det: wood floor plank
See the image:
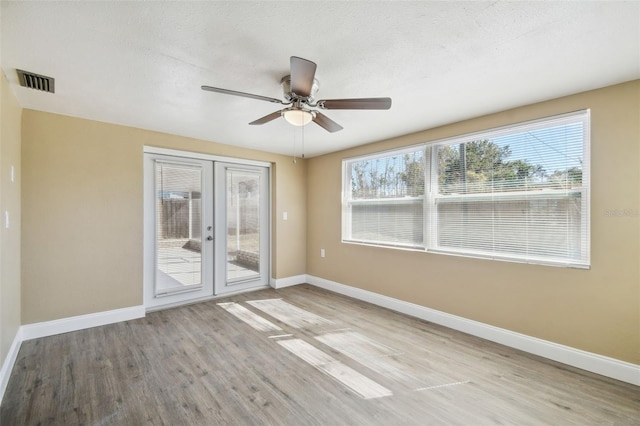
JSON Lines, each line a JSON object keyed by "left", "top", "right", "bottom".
{"left": 277, "top": 338, "right": 393, "bottom": 399}
{"left": 246, "top": 298, "right": 335, "bottom": 329}
{"left": 217, "top": 302, "right": 283, "bottom": 332}
{"left": 2, "top": 284, "right": 639, "bottom": 425}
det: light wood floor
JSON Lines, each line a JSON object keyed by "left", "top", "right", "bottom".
{"left": 2, "top": 285, "right": 639, "bottom": 425}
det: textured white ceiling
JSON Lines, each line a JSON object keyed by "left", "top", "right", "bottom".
{"left": 2, "top": 1, "right": 639, "bottom": 157}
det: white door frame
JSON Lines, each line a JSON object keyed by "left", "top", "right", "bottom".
{"left": 143, "top": 147, "right": 271, "bottom": 310}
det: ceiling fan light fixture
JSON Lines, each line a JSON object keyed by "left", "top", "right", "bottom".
{"left": 283, "top": 108, "right": 313, "bottom": 126}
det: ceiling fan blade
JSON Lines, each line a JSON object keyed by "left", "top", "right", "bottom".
{"left": 313, "top": 112, "right": 343, "bottom": 133}
{"left": 249, "top": 110, "right": 282, "bottom": 125}
{"left": 201, "top": 86, "right": 284, "bottom": 104}
{"left": 318, "top": 97, "right": 392, "bottom": 110}
{"left": 290, "top": 56, "right": 317, "bottom": 97}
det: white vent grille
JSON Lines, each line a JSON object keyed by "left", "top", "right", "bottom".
{"left": 17, "top": 69, "right": 55, "bottom": 93}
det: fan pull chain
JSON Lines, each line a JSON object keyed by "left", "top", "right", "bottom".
{"left": 292, "top": 124, "right": 306, "bottom": 163}
{"left": 292, "top": 125, "right": 297, "bottom": 164}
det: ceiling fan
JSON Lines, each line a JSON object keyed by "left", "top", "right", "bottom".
{"left": 201, "top": 56, "right": 392, "bottom": 133}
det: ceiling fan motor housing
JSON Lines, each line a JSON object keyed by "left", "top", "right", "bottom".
{"left": 280, "top": 75, "right": 319, "bottom": 103}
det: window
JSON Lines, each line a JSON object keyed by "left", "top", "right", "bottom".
{"left": 342, "top": 110, "right": 590, "bottom": 268}
{"left": 343, "top": 147, "right": 425, "bottom": 248}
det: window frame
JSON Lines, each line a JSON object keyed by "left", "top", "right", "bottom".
{"left": 342, "top": 110, "right": 591, "bottom": 268}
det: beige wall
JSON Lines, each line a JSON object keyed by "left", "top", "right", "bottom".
{"left": 21, "top": 110, "right": 306, "bottom": 323}
{"left": 0, "top": 71, "right": 22, "bottom": 361}
{"left": 307, "top": 81, "right": 640, "bottom": 364}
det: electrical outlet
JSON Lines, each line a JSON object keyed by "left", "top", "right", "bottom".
{"left": 320, "top": 249, "right": 325, "bottom": 258}
{"left": 283, "top": 211, "right": 288, "bottom": 220}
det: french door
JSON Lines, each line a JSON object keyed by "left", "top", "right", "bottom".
{"left": 214, "top": 162, "right": 270, "bottom": 294}
{"left": 144, "top": 152, "right": 270, "bottom": 309}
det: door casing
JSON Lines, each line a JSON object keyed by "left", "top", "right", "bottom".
{"left": 143, "top": 147, "right": 271, "bottom": 310}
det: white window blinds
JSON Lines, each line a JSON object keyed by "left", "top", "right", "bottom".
{"left": 343, "top": 147, "right": 425, "bottom": 248}
{"left": 432, "top": 112, "right": 589, "bottom": 267}
{"left": 342, "top": 110, "right": 590, "bottom": 268}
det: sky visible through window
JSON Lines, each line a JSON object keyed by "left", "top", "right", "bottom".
{"left": 349, "top": 121, "right": 584, "bottom": 199}
{"left": 490, "top": 122, "right": 584, "bottom": 180}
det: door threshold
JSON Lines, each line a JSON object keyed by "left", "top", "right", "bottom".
{"left": 145, "top": 285, "right": 271, "bottom": 313}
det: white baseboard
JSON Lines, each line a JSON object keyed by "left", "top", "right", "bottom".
{"left": 305, "top": 275, "right": 640, "bottom": 386}
{"left": 0, "top": 327, "right": 24, "bottom": 405}
{"left": 21, "top": 305, "right": 146, "bottom": 341}
{"left": 270, "top": 274, "right": 307, "bottom": 289}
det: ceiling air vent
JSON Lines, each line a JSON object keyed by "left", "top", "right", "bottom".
{"left": 16, "top": 69, "right": 55, "bottom": 93}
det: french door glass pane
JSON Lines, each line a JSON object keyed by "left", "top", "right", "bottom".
{"left": 155, "top": 162, "right": 203, "bottom": 295}
{"left": 226, "top": 169, "right": 261, "bottom": 282}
